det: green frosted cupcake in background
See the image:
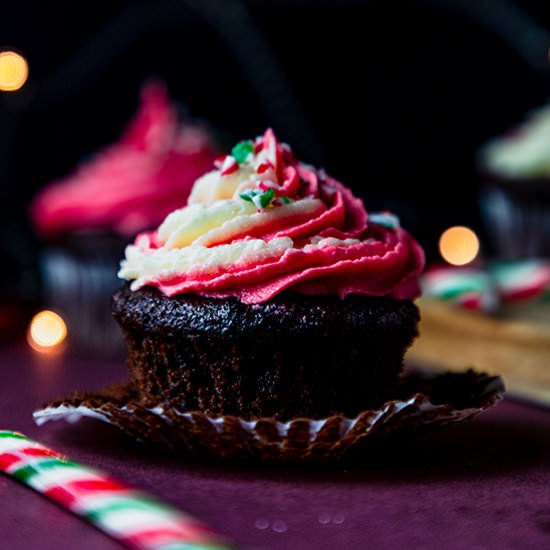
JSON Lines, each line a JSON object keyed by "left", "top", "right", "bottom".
{"left": 478, "top": 103, "right": 550, "bottom": 259}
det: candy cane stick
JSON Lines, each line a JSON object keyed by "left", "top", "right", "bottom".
{"left": 0, "top": 431, "right": 235, "bottom": 550}
{"left": 491, "top": 260, "right": 550, "bottom": 304}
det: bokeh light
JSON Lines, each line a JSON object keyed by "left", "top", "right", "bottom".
{"left": 27, "top": 310, "right": 67, "bottom": 353}
{"left": 0, "top": 50, "right": 28, "bottom": 91}
{"left": 439, "top": 226, "right": 480, "bottom": 266}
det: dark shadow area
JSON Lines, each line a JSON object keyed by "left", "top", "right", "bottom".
{"left": 4, "top": 0, "right": 550, "bottom": 312}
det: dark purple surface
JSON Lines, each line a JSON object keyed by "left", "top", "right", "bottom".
{"left": 1, "top": 343, "right": 550, "bottom": 550}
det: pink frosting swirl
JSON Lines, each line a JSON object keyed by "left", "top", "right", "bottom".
{"left": 120, "top": 129, "right": 425, "bottom": 303}
{"left": 30, "top": 82, "right": 219, "bottom": 238}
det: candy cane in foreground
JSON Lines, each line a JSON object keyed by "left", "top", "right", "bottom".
{"left": 0, "top": 431, "right": 235, "bottom": 550}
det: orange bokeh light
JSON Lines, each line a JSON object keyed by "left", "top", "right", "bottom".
{"left": 0, "top": 50, "right": 28, "bottom": 91}
{"left": 438, "top": 226, "right": 480, "bottom": 266}
{"left": 27, "top": 310, "right": 67, "bottom": 353}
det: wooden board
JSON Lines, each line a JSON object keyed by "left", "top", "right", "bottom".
{"left": 406, "top": 298, "right": 550, "bottom": 407}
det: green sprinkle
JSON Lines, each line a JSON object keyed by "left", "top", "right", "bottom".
{"left": 370, "top": 212, "right": 400, "bottom": 229}
{"left": 279, "top": 196, "right": 291, "bottom": 204}
{"left": 239, "top": 187, "right": 277, "bottom": 210}
{"left": 231, "top": 140, "right": 254, "bottom": 164}
{"left": 239, "top": 189, "right": 257, "bottom": 203}
{"left": 258, "top": 187, "right": 275, "bottom": 209}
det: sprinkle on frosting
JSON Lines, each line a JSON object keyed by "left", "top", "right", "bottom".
{"left": 239, "top": 187, "right": 276, "bottom": 211}
{"left": 118, "top": 129, "right": 425, "bottom": 304}
{"left": 231, "top": 139, "right": 254, "bottom": 164}
{"left": 369, "top": 212, "right": 400, "bottom": 229}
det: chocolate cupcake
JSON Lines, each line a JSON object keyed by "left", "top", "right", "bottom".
{"left": 478, "top": 103, "right": 550, "bottom": 259}
{"left": 35, "top": 130, "right": 504, "bottom": 461}
{"left": 114, "top": 129, "right": 425, "bottom": 420}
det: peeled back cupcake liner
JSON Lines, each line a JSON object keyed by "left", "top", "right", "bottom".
{"left": 33, "top": 369, "right": 504, "bottom": 462}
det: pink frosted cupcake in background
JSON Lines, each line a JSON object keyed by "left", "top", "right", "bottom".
{"left": 29, "top": 81, "right": 219, "bottom": 355}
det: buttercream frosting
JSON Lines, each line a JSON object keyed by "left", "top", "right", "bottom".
{"left": 119, "top": 129, "right": 425, "bottom": 304}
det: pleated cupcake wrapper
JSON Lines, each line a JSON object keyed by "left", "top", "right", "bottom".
{"left": 34, "top": 370, "right": 504, "bottom": 462}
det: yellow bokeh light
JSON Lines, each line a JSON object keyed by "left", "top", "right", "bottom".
{"left": 27, "top": 310, "right": 67, "bottom": 352}
{"left": 0, "top": 50, "right": 28, "bottom": 92}
{"left": 439, "top": 226, "right": 480, "bottom": 266}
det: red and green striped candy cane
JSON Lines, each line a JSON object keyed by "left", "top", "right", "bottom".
{"left": 0, "top": 431, "right": 236, "bottom": 550}
{"left": 491, "top": 260, "right": 550, "bottom": 304}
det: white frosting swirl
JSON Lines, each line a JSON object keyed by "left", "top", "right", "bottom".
{"left": 121, "top": 236, "right": 295, "bottom": 287}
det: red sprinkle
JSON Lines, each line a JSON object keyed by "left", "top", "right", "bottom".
{"left": 220, "top": 156, "right": 238, "bottom": 176}
{"left": 257, "top": 161, "right": 272, "bottom": 174}
{"left": 259, "top": 181, "right": 280, "bottom": 193}
{"left": 214, "top": 154, "right": 228, "bottom": 169}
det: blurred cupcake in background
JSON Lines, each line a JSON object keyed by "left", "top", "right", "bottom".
{"left": 478, "top": 104, "right": 550, "bottom": 259}
{"left": 29, "top": 81, "right": 219, "bottom": 355}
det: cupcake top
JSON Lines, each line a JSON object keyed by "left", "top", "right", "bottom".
{"left": 29, "top": 82, "right": 219, "bottom": 238}
{"left": 479, "top": 104, "right": 550, "bottom": 179}
{"left": 119, "top": 129, "right": 425, "bottom": 304}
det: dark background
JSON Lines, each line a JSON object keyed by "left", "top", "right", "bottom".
{"left": 3, "top": 0, "right": 550, "bottom": 308}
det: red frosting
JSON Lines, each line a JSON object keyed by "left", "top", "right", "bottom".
{"left": 30, "top": 81, "right": 219, "bottom": 238}
{"left": 129, "top": 129, "right": 425, "bottom": 303}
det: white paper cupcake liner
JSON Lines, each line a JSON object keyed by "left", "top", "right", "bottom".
{"left": 34, "top": 369, "right": 504, "bottom": 462}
